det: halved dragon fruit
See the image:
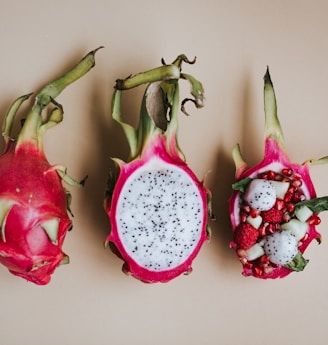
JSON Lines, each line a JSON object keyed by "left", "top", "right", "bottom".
{"left": 229, "top": 67, "right": 328, "bottom": 279}
{"left": 0, "top": 48, "right": 101, "bottom": 285}
{"left": 104, "top": 55, "right": 212, "bottom": 283}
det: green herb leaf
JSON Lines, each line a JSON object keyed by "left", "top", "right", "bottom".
{"left": 295, "top": 196, "right": 328, "bottom": 214}
{"left": 284, "top": 252, "right": 308, "bottom": 272}
{"left": 232, "top": 177, "right": 252, "bottom": 193}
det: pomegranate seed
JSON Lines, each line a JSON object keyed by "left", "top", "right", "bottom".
{"left": 259, "top": 224, "right": 268, "bottom": 237}
{"left": 244, "top": 261, "right": 253, "bottom": 269}
{"left": 268, "top": 170, "right": 276, "bottom": 180}
{"left": 254, "top": 266, "right": 263, "bottom": 276}
{"left": 291, "top": 179, "right": 302, "bottom": 188}
{"left": 241, "top": 205, "right": 251, "bottom": 213}
{"left": 286, "top": 203, "right": 295, "bottom": 213}
{"left": 293, "top": 172, "right": 302, "bottom": 180}
{"left": 275, "top": 199, "right": 285, "bottom": 210}
{"left": 282, "top": 213, "right": 291, "bottom": 223}
{"left": 275, "top": 223, "right": 281, "bottom": 230}
{"left": 287, "top": 186, "right": 296, "bottom": 194}
{"left": 259, "top": 172, "right": 268, "bottom": 180}
{"left": 250, "top": 208, "right": 260, "bottom": 218}
{"left": 284, "top": 192, "right": 293, "bottom": 203}
{"left": 260, "top": 255, "right": 270, "bottom": 264}
{"left": 292, "top": 193, "right": 305, "bottom": 203}
{"left": 282, "top": 168, "right": 293, "bottom": 176}
{"left": 309, "top": 215, "right": 321, "bottom": 225}
{"left": 267, "top": 223, "right": 276, "bottom": 234}
{"left": 241, "top": 212, "right": 248, "bottom": 222}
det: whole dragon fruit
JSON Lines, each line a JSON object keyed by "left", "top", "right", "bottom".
{"left": 0, "top": 47, "right": 101, "bottom": 285}
{"left": 229, "top": 67, "right": 328, "bottom": 279}
{"left": 104, "top": 55, "right": 212, "bottom": 283}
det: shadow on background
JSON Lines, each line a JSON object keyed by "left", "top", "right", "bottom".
{"left": 207, "top": 146, "right": 237, "bottom": 268}
{"left": 207, "top": 69, "right": 263, "bottom": 273}
{"left": 76, "top": 71, "right": 147, "bottom": 275}
{"left": 237, "top": 68, "right": 263, "bottom": 168}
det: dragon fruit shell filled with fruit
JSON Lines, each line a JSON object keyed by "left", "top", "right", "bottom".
{"left": 229, "top": 67, "right": 328, "bottom": 279}
{"left": 0, "top": 48, "right": 101, "bottom": 285}
{"left": 104, "top": 55, "right": 212, "bottom": 283}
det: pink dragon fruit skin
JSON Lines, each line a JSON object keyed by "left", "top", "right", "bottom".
{"left": 0, "top": 48, "right": 101, "bottom": 285}
{"left": 104, "top": 56, "right": 212, "bottom": 283}
{"left": 0, "top": 142, "right": 71, "bottom": 284}
{"left": 229, "top": 68, "right": 326, "bottom": 279}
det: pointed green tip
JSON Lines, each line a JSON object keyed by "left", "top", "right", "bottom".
{"left": 60, "top": 256, "right": 70, "bottom": 265}
{"left": 41, "top": 218, "right": 60, "bottom": 245}
{"left": 264, "top": 66, "right": 273, "bottom": 87}
{"left": 2, "top": 93, "right": 33, "bottom": 144}
{"left": 302, "top": 155, "right": 328, "bottom": 166}
{"left": 263, "top": 66, "right": 284, "bottom": 148}
{"left": 37, "top": 46, "right": 103, "bottom": 106}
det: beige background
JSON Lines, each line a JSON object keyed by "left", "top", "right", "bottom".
{"left": 1, "top": 0, "right": 328, "bottom": 344}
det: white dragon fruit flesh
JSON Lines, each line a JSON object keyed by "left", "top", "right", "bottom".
{"left": 229, "top": 67, "right": 328, "bottom": 279}
{"left": 0, "top": 48, "right": 101, "bottom": 284}
{"left": 263, "top": 231, "right": 298, "bottom": 265}
{"left": 244, "top": 179, "right": 276, "bottom": 211}
{"left": 104, "top": 55, "right": 212, "bottom": 283}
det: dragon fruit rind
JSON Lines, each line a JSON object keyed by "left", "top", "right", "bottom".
{"left": 104, "top": 55, "right": 212, "bottom": 283}
{"left": 0, "top": 48, "right": 101, "bottom": 285}
{"left": 229, "top": 68, "right": 328, "bottom": 279}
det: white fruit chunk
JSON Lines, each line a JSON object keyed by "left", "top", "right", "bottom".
{"left": 246, "top": 243, "right": 265, "bottom": 261}
{"left": 264, "top": 231, "right": 298, "bottom": 265}
{"left": 295, "top": 205, "right": 313, "bottom": 223}
{"left": 246, "top": 215, "right": 262, "bottom": 229}
{"left": 244, "top": 179, "right": 276, "bottom": 211}
{"left": 270, "top": 180, "right": 290, "bottom": 200}
{"left": 281, "top": 219, "right": 308, "bottom": 241}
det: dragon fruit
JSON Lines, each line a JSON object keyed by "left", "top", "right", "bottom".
{"left": 229, "top": 67, "right": 328, "bottom": 279}
{"left": 104, "top": 55, "right": 212, "bottom": 283}
{"left": 0, "top": 47, "right": 101, "bottom": 285}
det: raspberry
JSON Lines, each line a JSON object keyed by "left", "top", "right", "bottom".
{"left": 262, "top": 208, "right": 283, "bottom": 223}
{"left": 234, "top": 223, "right": 259, "bottom": 250}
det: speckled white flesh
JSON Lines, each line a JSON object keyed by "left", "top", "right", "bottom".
{"left": 264, "top": 231, "right": 298, "bottom": 265}
{"left": 244, "top": 179, "right": 276, "bottom": 211}
{"left": 116, "top": 157, "right": 204, "bottom": 271}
